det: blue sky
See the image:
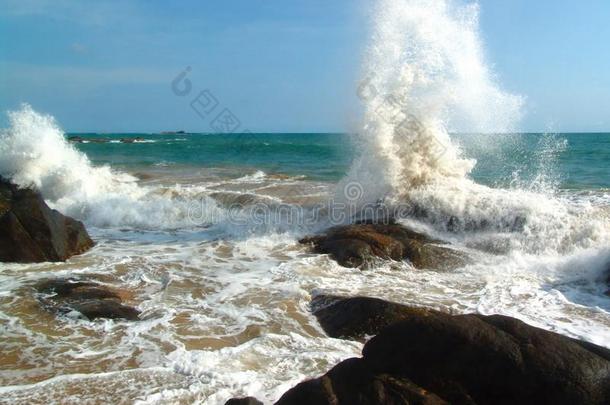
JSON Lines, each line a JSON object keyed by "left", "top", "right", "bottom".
{"left": 1, "top": 0, "right": 609, "bottom": 132}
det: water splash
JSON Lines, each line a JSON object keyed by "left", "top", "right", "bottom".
{"left": 341, "top": 0, "right": 523, "bottom": 204}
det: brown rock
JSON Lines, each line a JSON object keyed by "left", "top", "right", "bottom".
{"left": 0, "top": 177, "right": 94, "bottom": 263}
{"left": 300, "top": 223, "right": 465, "bottom": 270}
{"left": 36, "top": 278, "right": 140, "bottom": 321}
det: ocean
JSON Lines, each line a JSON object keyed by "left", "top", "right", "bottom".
{"left": 0, "top": 123, "right": 608, "bottom": 403}
{"left": 1, "top": 0, "right": 610, "bottom": 403}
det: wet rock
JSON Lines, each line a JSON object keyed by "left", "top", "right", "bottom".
{"left": 0, "top": 177, "right": 94, "bottom": 263}
{"left": 225, "top": 397, "right": 264, "bottom": 405}
{"left": 300, "top": 223, "right": 465, "bottom": 270}
{"left": 120, "top": 137, "right": 145, "bottom": 143}
{"left": 36, "top": 278, "right": 140, "bottom": 321}
{"left": 362, "top": 311, "right": 610, "bottom": 404}
{"left": 277, "top": 296, "right": 610, "bottom": 404}
{"left": 311, "top": 294, "right": 438, "bottom": 341}
{"left": 275, "top": 357, "right": 447, "bottom": 405}
{"left": 67, "top": 136, "right": 110, "bottom": 143}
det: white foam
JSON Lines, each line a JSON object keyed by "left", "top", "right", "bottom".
{"left": 338, "top": 0, "right": 523, "bottom": 207}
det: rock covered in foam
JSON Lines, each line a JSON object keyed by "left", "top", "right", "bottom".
{"left": 0, "top": 177, "right": 94, "bottom": 263}
{"left": 35, "top": 278, "right": 140, "bottom": 321}
{"left": 275, "top": 295, "right": 610, "bottom": 404}
{"left": 300, "top": 223, "right": 466, "bottom": 270}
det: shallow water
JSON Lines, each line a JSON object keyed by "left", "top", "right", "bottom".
{"left": 1, "top": 159, "right": 609, "bottom": 404}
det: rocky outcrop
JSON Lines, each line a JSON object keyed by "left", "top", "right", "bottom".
{"left": 35, "top": 278, "right": 140, "bottom": 321}
{"left": 276, "top": 357, "right": 447, "bottom": 405}
{"left": 311, "top": 294, "right": 437, "bottom": 341}
{"left": 275, "top": 296, "right": 610, "bottom": 405}
{"left": 119, "top": 137, "right": 145, "bottom": 143}
{"left": 68, "top": 136, "right": 109, "bottom": 143}
{"left": 68, "top": 136, "right": 146, "bottom": 144}
{"left": 0, "top": 177, "right": 94, "bottom": 263}
{"left": 300, "top": 223, "right": 465, "bottom": 270}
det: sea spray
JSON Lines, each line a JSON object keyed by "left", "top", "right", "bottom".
{"left": 340, "top": 0, "right": 608, "bottom": 255}
{"left": 0, "top": 106, "right": 320, "bottom": 234}
{"left": 340, "top": 0, "right": 523, "bottom": 206}
{"left": 0, "top": 104, "right": 225, "bottom": 230}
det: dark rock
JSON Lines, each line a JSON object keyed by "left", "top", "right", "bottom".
{"left": 312, "top": 294, "right": 438, "bottom": 340}
{"left": 0, "top": 178, "right": 94, "bottom": 263}
{"left": 67, "top": 135, "right": 110, "bottom": 143}
{"left": 35, "top": 278, "right": 140, "bottom": 321}
{"left": 300, "top": 223, "right": 465, "bottom": 270}
{"left": 69, "top": 300, "right": 140, "bottom": 321}
{"left": 275, "top": 357, "right": 447, "bottom": 405}
{"left": 362, "top": 312, "right": 610, "bottom": 405}
{"left": 225, "top": 397, "right": 264, "bottom": 405}
{"left": 120, "top": 137, "right": 145, "bottom": 144}
{"left": 277, "top": 296, "right": 610, "bottom": 404}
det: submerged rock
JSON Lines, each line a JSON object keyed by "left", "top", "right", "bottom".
{"left": 277, "top": 295, "right": 610, "bottom": 404}
{"left": 120, "top": 137, "right": 145, "bottom": 143}
{"left": 36, "top": 278, "right": 140, "bottom": 321}
{"left": 0, "top": 177, "right": 94, "bottom": 263}
{"left": 300, "top": 223, "right": 465, "bottom": 270}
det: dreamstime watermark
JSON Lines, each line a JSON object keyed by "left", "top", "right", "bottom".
{"left": 185, "top": 180, "right": 411, "bottom": 227}
{"left": 170, "top": 66, "right": 267, "bottom": 159}
{"left": 166, "top": 67, "right": 447, "bottom": 229}
{"left": 356, "top": 73, "right": 448, "bottom": 162}
{"left": 171, "top": 66, "right": 242, "bottom": 133}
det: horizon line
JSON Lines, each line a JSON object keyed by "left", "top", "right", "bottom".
{"left": 64, "top": 131, "right": 610, "bottom": 135}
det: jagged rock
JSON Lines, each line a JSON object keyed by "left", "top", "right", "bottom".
{"left": 300, "top": 223, "right": 465, "bottom": 270}
{"left": 225, "top": 397, "right": 264, "bottom": 405}
{"left": 0, "top": 177, "right": 94, "bottom": 263}
{"left": 36, "top": 278, "right": 140, "bottom": 321}
{"left": 275, "top": 296, "right": 610, "bottom": 404}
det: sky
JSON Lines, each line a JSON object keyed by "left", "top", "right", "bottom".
{"left": 0, "top": 0, "right": 609, "bottom": 133}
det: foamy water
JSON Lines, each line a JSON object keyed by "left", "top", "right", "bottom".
{"left": 1, "top": 0, "right": 610, "bottom": 404}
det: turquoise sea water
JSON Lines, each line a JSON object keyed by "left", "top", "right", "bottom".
{"left": 70, "top": 132, "right": 610, "bottom": 190}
